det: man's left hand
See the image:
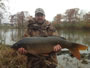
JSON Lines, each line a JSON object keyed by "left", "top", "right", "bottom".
{"left": 53, "top": 44, "right": 62, "bottom": 52}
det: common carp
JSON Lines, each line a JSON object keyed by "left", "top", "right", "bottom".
{"left": 11, "top": 36, "right": 88, "bottom": 60}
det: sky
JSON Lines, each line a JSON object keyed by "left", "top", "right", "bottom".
{"left": 8, "top": 0, "right": 90, "bottom": 21}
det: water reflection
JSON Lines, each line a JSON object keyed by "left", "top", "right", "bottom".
{"left": 58, "top": 29, "right": 90, "bottom": 44}
{"left": 0, "top": 29, "right": 24, "bottom": 45}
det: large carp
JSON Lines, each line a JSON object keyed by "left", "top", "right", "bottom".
{"left": 11, "top": 36, "right": 88, "bottom": 60}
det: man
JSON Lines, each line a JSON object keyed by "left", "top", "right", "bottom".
{"left": 18, "top": 8, "right": 62, "bottom": 68}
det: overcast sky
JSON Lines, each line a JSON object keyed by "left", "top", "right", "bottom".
{"left": 8, "top": 0, "right": 90, "bottom": 21}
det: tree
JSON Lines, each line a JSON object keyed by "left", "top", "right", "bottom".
{"left": 65, "top": 8, "right": 79, "bottom": 23}
{"left": 83, "top": 12, "right": 90, "bottom": 23}
{"left": 10, "top": 15, "right": 17, "bottom": 25}
{"left": 16, "top": 11, "right": 25, "bottom": 27}
{"left": 0, "top": 0, "right": 6, "bottom": 10}
{"left": 0, "top": 0, "right": 8, "bottom": 24}
{"left": 10, "top": 11, "right": 30, "bottom": 28}
{"left": 53, "top": 14, "right": 62, "bottom": 24}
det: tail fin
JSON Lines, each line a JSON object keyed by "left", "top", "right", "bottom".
{"left": 77, "top": 44, "right": 88, "bottom": 50}
{"left": 69, "top": 43, "right": 88, "bottom": 60}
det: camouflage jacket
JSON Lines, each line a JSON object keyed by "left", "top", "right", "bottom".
{"left": 24, "top": 18, "right": 58, "bottom": 37}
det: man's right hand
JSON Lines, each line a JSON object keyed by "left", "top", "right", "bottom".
{"left": 18, "top": 47, "right": 28, "bottom": 54}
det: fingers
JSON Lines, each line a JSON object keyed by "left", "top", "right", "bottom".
{"left": 18, "top": 47, "right": 27, "bottom": 54}
{"left": 54, "top": 44, "right": 62, "bottom": 52}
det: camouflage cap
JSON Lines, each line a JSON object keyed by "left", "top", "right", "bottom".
{"left": 35, "top": 8, "right": 45, "bottom": 15}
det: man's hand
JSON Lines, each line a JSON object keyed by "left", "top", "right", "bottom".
{"left": 53, "top": 44, "right": 62, "bottom": 52}
{"left": 18, "top": 47, "right": 28, "bottom": 54}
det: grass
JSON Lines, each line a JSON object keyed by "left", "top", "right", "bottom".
{"left": 0, "top": 45, "right": 27, "bottom": 68}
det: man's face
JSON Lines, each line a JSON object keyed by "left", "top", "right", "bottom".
{"left": 35, "top": 13, "right": 45, "bottom": 23}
